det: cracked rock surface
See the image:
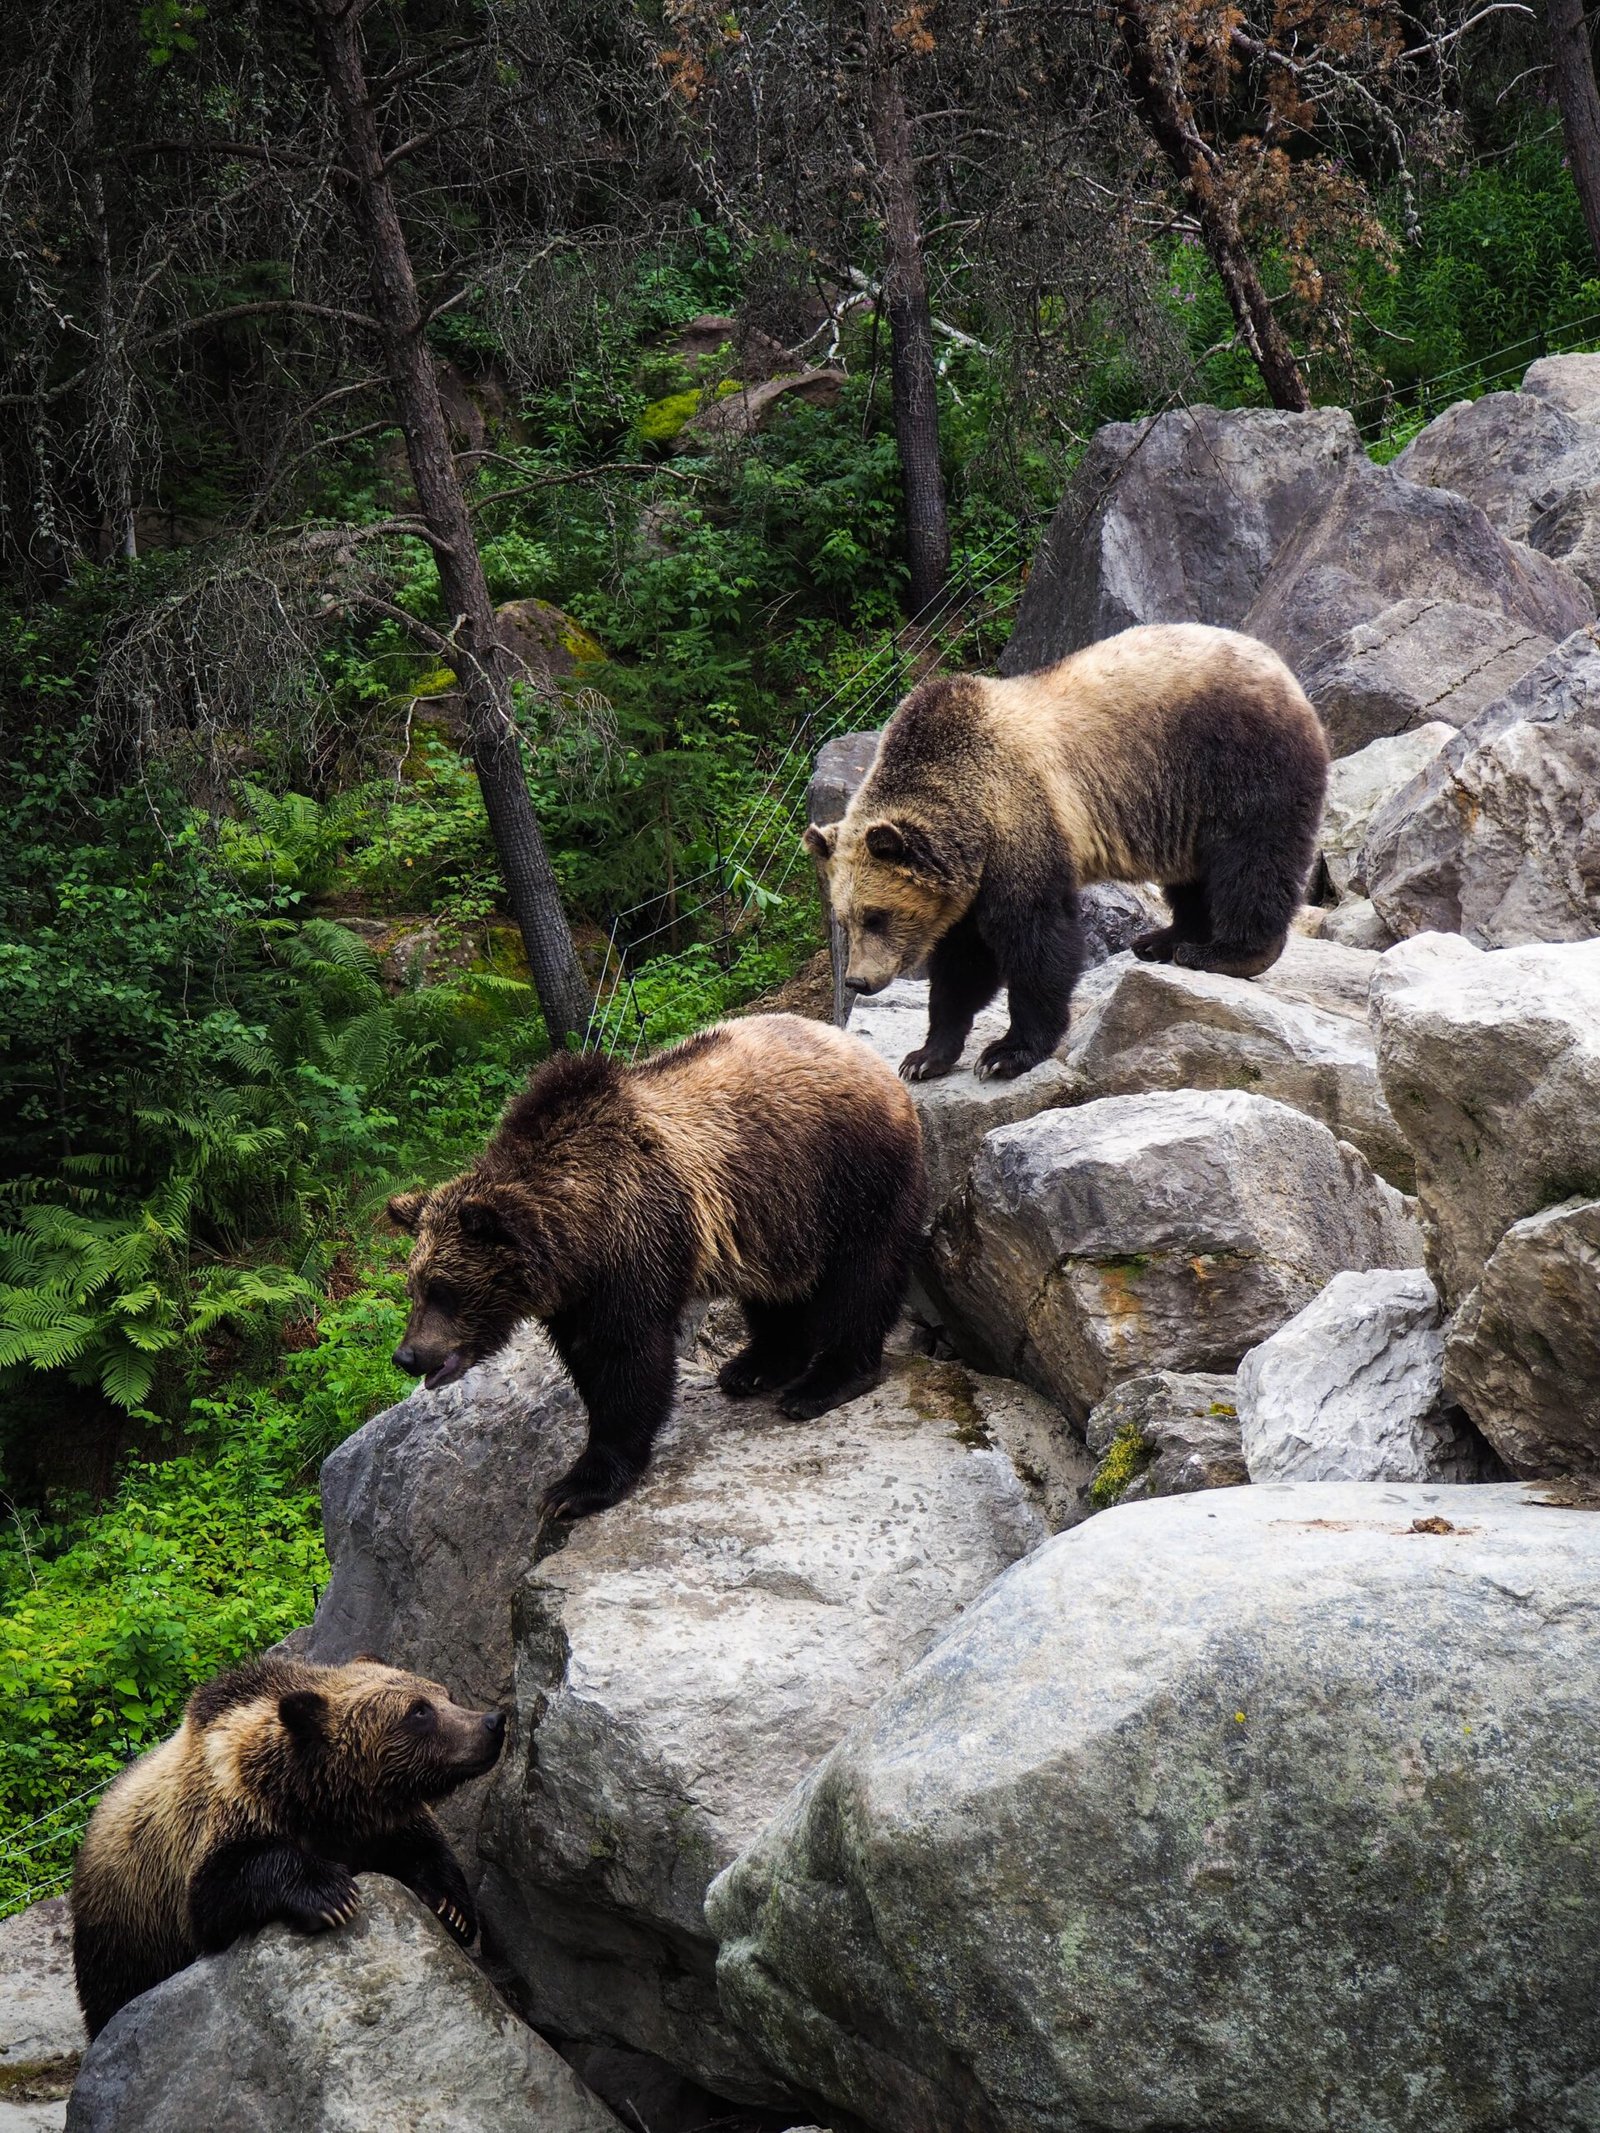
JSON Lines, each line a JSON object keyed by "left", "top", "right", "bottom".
{"left": 927, "top": 1088, "right": 1422, "bottom": 1422}
{"left": 709, "top": 1482, "right": 1600, "bottom": 2133}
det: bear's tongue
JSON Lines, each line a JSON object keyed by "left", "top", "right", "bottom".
{"left": 424, "top": 1351, "right": 467, "bottom": 1391}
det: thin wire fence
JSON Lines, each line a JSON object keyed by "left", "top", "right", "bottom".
{"left": 1, "top": 1783, "right": 106, "bottom": 1916}
{"left": 582, "top": 524, "right": 1028, "bottom": 1060}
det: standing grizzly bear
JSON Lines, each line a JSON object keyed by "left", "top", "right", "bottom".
{"left": 387, "top": 1013, "right": 926, "bottom": 1522}
{"left": 71, "top": 1653, "right": 504, "bottom": 2039}
{"left": 806, "top": 622, "right": 1329, "bottom": 1082}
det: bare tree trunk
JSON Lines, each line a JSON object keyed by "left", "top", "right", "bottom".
{"left": 1550, "top": 0, "right": 1600, "bottom": 271}
{"left": 866, "top": 2, "right": 950, "bottom": 619}
{"left": 309, "top": 0, "right": 590, "bottom": 1046}
{"left": 1118, "top": 1, "right": 1310, "bottom": 413}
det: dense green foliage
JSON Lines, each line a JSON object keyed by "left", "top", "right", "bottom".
{"left": 6, "top": 38, "right": 1600, "bottom": 1919}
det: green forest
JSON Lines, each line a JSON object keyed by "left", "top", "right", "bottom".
{"left": 4, "top": 0, "right": 1600, "bottom": 1915}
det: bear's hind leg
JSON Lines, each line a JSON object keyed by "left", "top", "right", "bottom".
{"left": 778, "top": 1211, "right": 919, "bottom": 1423}
{"left": 719, "top": 1299, "right": 813, "bottom": 1398}
{"left": 1133, "top": 881, "right": 1208, "bottom": 964}
{"left": 1177, "top": 843, "right": 1298, "bottom": 977}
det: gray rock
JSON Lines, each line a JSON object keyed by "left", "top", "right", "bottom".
{"left": 0, "top": 1899, "right": 82, "bottom": 2119}
{"left": 1000, "top": 405, "right": 1358, "bottom": 672}
{"left": 1238, "top": 1268, "right": 1488, "bottom": 1483}
{"left": 1075, "top": 1369, "right": 1244, "bottom": 1518}
{"left": 1313, "top": 896, "right": 1397, "bottom": 951}
{"left": 1370, "top": 931, "right": 1600, "bottom": 1302}
{"left": 477, "top": 1356, "right": 1087, "bottom": 2102}
{"left": 1321, "top": 724, "right": 1460, "bottom": 897}
{"left": 804, "top": 731, "right": 879, "bottom": 831}
{"left": 1444, "top": 1198, "right": 1600, "bottom": 1477}
{"left": 845, "top": 978, "right": 1079, "bottom": 1213}
{"left": 927, "top": 1089, "right": 1423, "bottom": 1422}
{"left": 1243, "top": 454, "right": 1591, "bottom": 681}
{"left": 709, "top": 1481, "right": 1600, "bottom": 2133}
{"left": 1523, "top": 351, "right": 1600, "bottom": 416}
{"left": 1393, "top": 390, "right": 1591, "bottom": 542}
{"left": 1362, "top": 626, "right": 1600, "bottom": 946}
{"left": 1068, "top": 956, "right": 1411, "bottom": 1186}
{"left": 64, "top": 1879, "right": 622, "bottom": 2133}
{"left": 1298, "top": 597, "right": 1557, "bottom": 757}
{"left": 676, "top": 369, "right": 845, "bottom": 452}
{"left": 1241, "top": 929, "right": 1382, "bottom": 1019}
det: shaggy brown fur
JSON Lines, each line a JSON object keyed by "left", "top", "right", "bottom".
{"left": 806, "top": 623, "right": 1330, "bottom": 1081}
{"left": 71, "top": 1655, "right": 504, "bottom": 2039}
{"left": 388, "top": 1013, "right": 926, "bottom": 1521}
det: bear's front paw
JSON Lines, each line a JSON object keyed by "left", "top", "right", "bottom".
{"left": 539, "top": 1451, "right": 640, "bottom": 1524}
{"left": 1131, "top": 926, "right": 1178, "bottom": 963}
{"left": 899, "top": 1045, "right": 958, "bottom": 1083}
{"left": 718, "top": 1346, "right": 797, "bottom": 1399}
{"left": 429, "top": 1892, "right": 478, "bottom": 1947}
{"left": 975, "top": 1039, "right": 1044, "bottom": 1082}
{"left": 287, "top": 1861, "right": 361, "bottom": 1935}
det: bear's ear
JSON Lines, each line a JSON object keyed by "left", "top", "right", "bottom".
{"left": 386, "top": 1189, "right": 428, "bottom": 1234}
{"left": 802, "top": 822, "right": 838, "bottom": 863}
{"left": 457, "top": 1193, "right": 523, "bottom": 1250}
{"left": 864, "top": 818, "right": 951, "bottom": 881}
{"left": 279, "top": 1689, "right": 329, "bottom": 1740}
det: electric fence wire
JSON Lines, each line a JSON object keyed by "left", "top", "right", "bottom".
{"left": 583, "top": 524, "right": 1027, "bottom": 1059}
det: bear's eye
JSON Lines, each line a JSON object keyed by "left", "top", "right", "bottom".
{"left": 405, "top": 1697, "right": 435, "bottom": 1727}
{"left": 861, "top": 909, "right": 890, "bottom": 936}
{"left": 426, "top": 1281, "right": 457, "bottom": 1313}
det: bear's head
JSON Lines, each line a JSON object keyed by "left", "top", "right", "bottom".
{"left": 267, "top": 1659, "right": 506, "bottom": 1823}
{"left": 803, "top": 814, "right": 977, "bottom": 996}
{"left": 387, "top": 1173, "right": 552, "bottom": 1389}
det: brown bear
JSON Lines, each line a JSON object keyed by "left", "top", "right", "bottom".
{"left": 70, "top": 1654, "right": 503, "bottom": 2040}
{"left": 806, "top": 622, "right": 1329, "bottom": 1082}
{"left": 387, "top": 1012, "right": 926, "bottom": 1521}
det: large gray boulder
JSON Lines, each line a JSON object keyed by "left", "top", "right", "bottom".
{"left": 1370, "top": 931, "right": 1600, "bottom": 1302}
{"left": 1319, "top": 726, "right": 1457, "bottom": 898}
{"left": 1073, "top": 1369, "right": 1244, "bottom": 1518}
{"left": 1068, "top": 955, "right": 1410, "bottom": 1186}
{"left": 927, "top": 1089, "right": 1422, "bottom": 1422}
{"left": 1000, "top": 404, "right": 1358, "bottom": 672}
{"left": 1237, "top": 1268, "right": 1489, "bottom": 1483}
{"left": 1393, "top": 390, "right": 1595, "bottom": 543}
{"left": 1523, "top": 350, "right": 1600, "bottom": 415}
{"left": 1444, "top": 1197, "right": 1600, "bottom": 1477}
{"left": 1243, "top": 453, "right": 1591, "bottom": 682}
{"left": 64, "top": 1880, "right": 622, "bottom": 2133}
{"left": 1361, "top": 626, "right": 1600, "bottom": 947}
{"left": 845, "top": 978, "right": 1079, "bottom": 1212}
{"left": 0, "top": 1898, "right": 82, "bottom": 2133}
{"left": 476, "top": 1356, "right": 1087, "bottom": 2103}
{"left": 710, "top": 1482, "right": 1600, "bottom": 2133}
{"left": 1297, "top": 597, "right": 1557, "bottom": 757}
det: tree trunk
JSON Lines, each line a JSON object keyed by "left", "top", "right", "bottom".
{"left": 1118, "top": 1, "right": 1310, "bottom": 414}
{"left": 1550, "top": 0, "right": 1600, "bottom": 271}
{"left": 309, "top": 0, "right": 590, "bottom": 1047}
{"left": 866, "top": 3, "right": 950, "bottom": 619}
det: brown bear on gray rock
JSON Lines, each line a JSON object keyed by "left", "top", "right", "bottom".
{"left": 806, "top": 622, "right": 1329, "bottom": 1082}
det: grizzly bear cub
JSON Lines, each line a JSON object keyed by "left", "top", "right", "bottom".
{"left": 388, "top": 1013, "right": 926, "bottom": 1522}
{"left": 806, "top": 622, "right": 1329, "bottom": 1082}
{"left": 71, "top": 1654, "right": 503, "bottom": 2039}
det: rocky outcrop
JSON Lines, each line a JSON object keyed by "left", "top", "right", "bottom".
{"left": 1444, "top": 1198, "right": 1600, "bottom": 1477}
{"left": 1394, "top": 389, "right": 1597, "bottom": 544}
{"left": 475, "top": 1357, "right": 1086, "bottom": 2102}
{"left": 1237, "top": 1268, "right": 1489, "bottom": 1483}
{"left": 1370, "top": 932, "right": 1600, "bottom": 1304}
{"left": 710, "top": 1482, "right": 1600, "bottom": 2133}
{"left": 1068, "top": 955, "right": 1410, "bottom": 1186}
{"left": 1074, "top": 1369, "right": 1244, "bottom": 1517}
{"left": 999, "top": 404, "right": 1359, "bottom": 672}
{"left": 1361, "top": 626, "right": 1600, "bottom": 946}
{"left": 676, "top": 369, "right": 844, "bottom": 452}
{"left": 1523, "top": 350, "right": 1600, "bottom": 414}
{"left": 928, "top": 1089, "right": 1422, "bottom": 1422}
{"left": 64, "top": 1881, "right": 623, "bottom": 2133}
{"left": 1298, "top": 598, "right": 1557, "bottom": 756}
{"left": 1243, "top": 453, "right": 1591, "bottom": 684}
{"left": 1318, "top": 722, "right": 1457, "bottom": 894}
{"left": 0, "top": 1898, "right": 82, "bottom": 2133}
